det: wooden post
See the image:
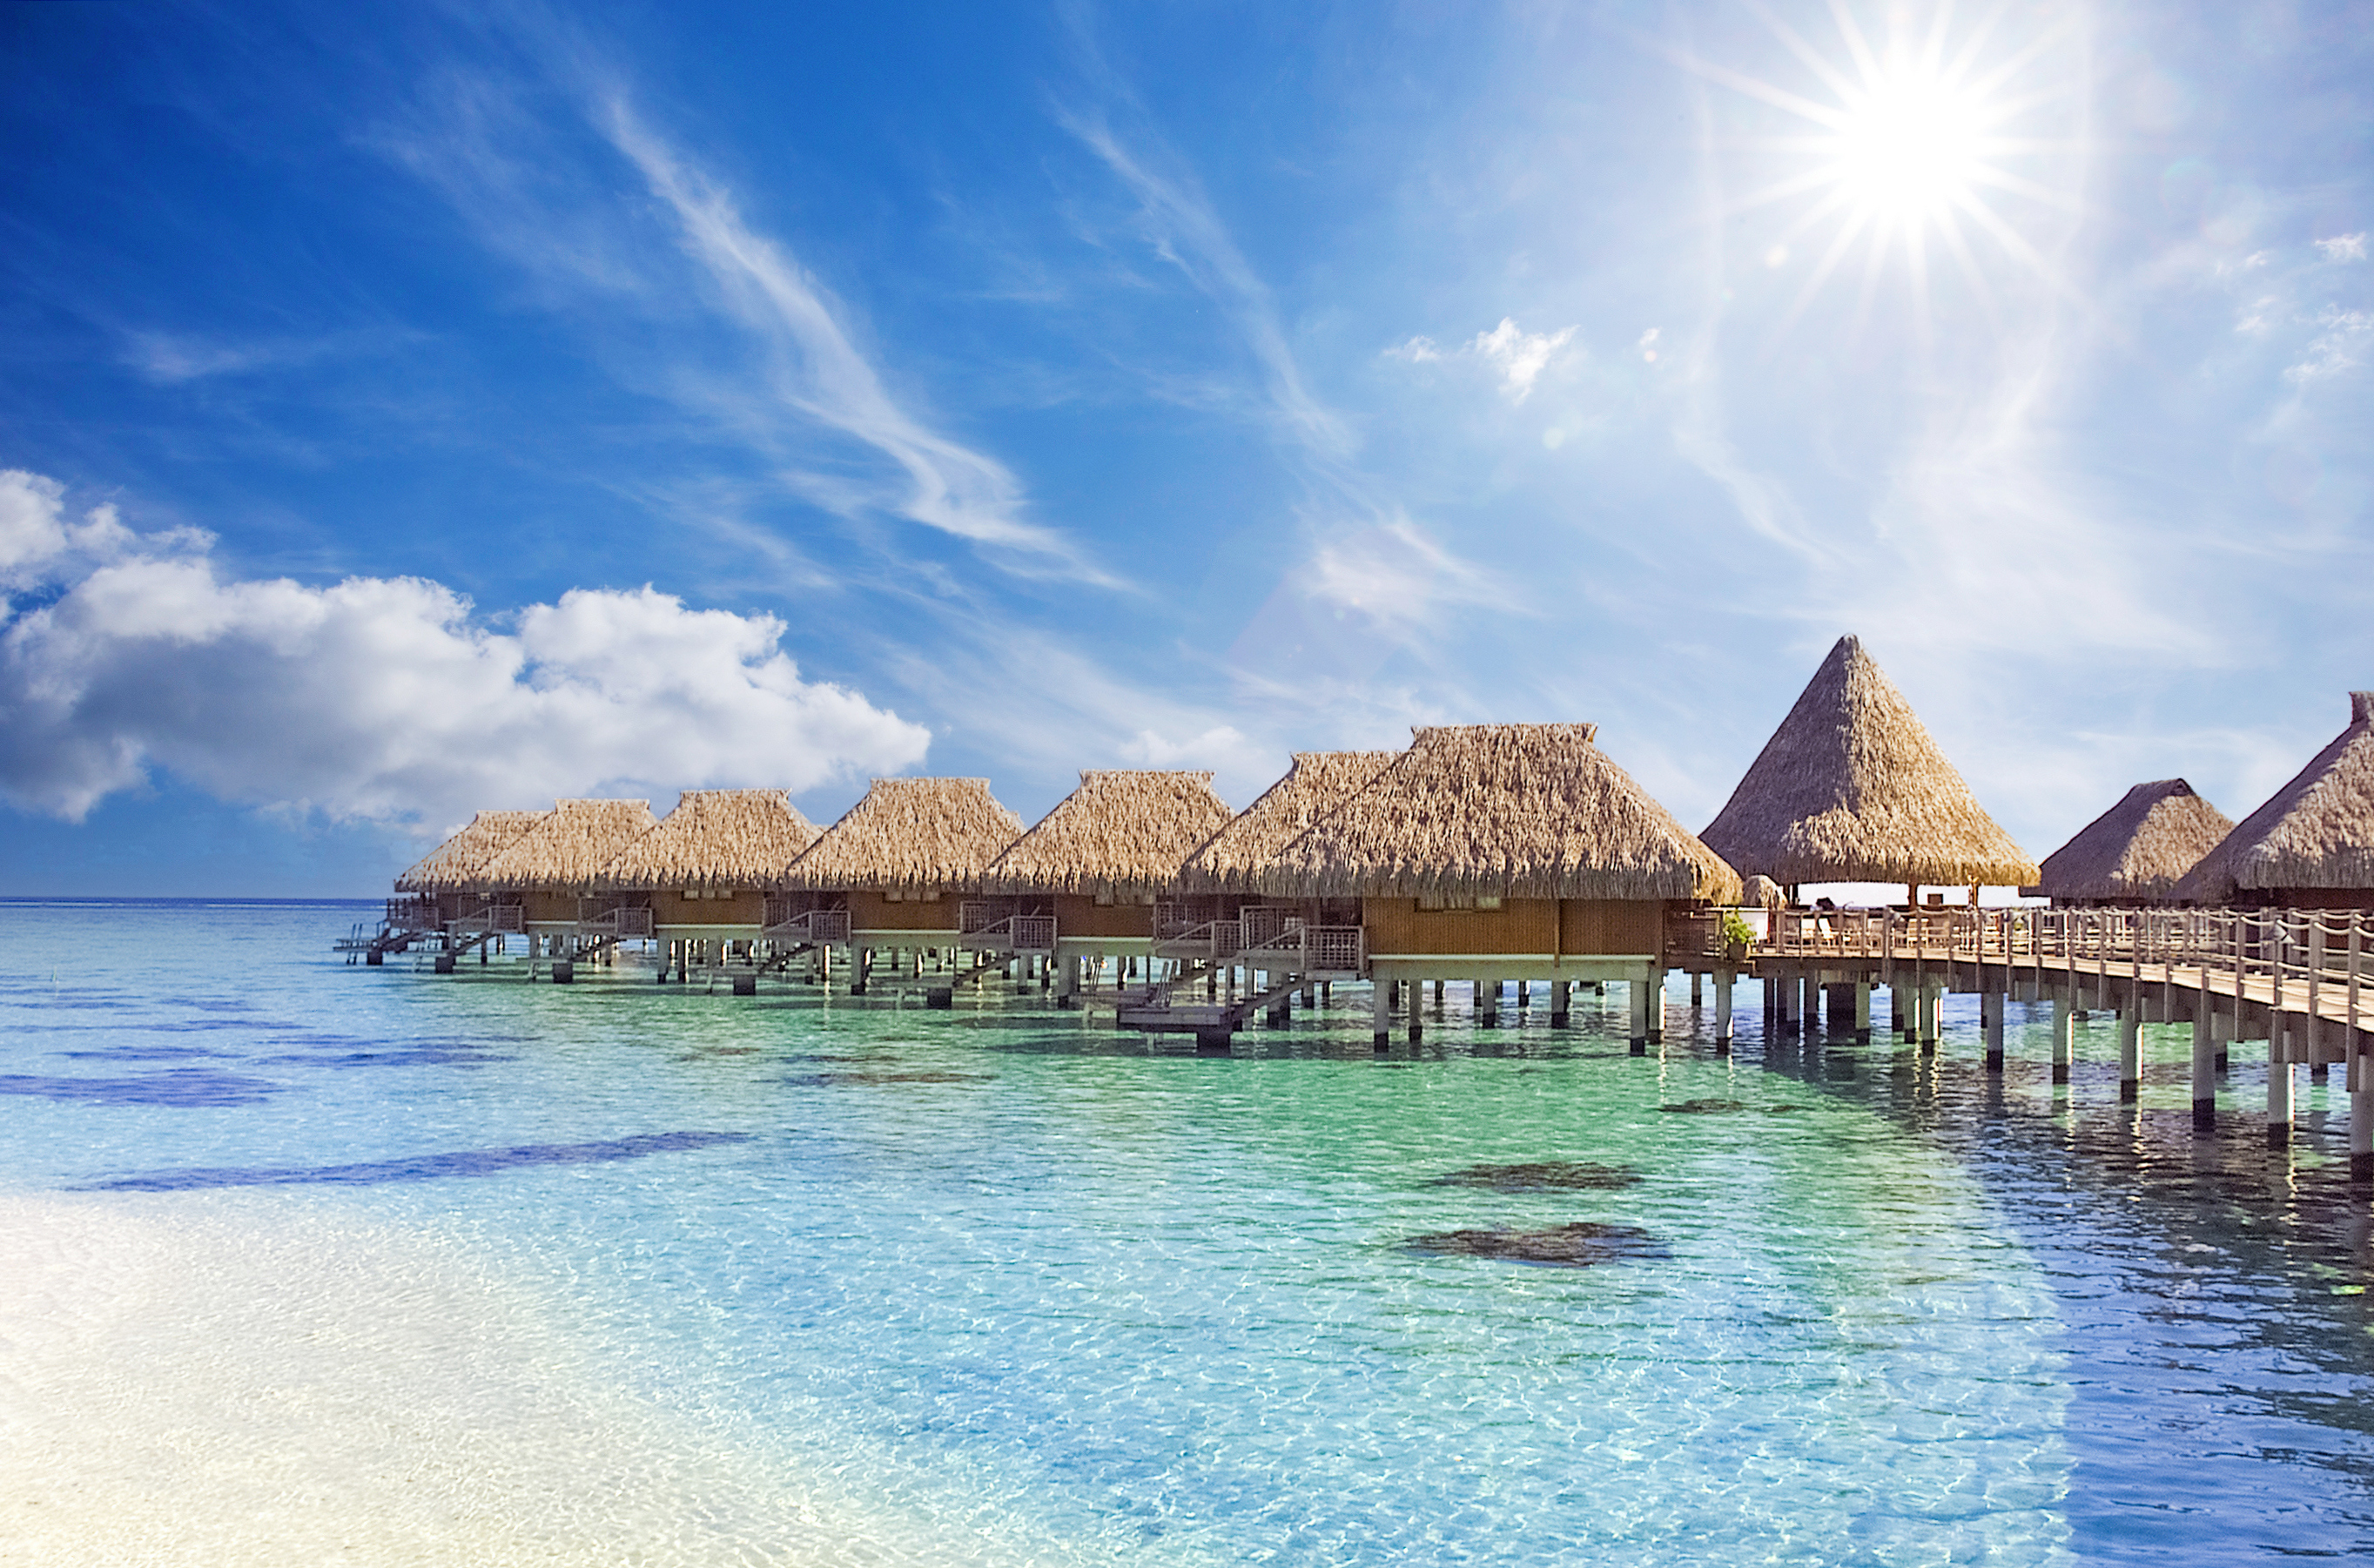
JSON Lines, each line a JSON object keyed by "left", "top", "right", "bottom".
{"left": 1476, "top": 977, "right": 1497, "bottom": 1028}
{"left": 1921, "top": 980, "right": 1942, "bottom": 1053}
{"left": 1690, "top": 970, "right": 1703, "bottom": 1007}
{"left": 1629, "top": 972, "right": 1650, "bottom": 1054}
{"left": 1372, "top": 979, "right": 1391, "bottom": 1049}
{"left": 2191, "top": 1005, "right": 2216, "bottom": 1131}
{"left": 2268, "top": 1027, "right": 2295, "bottom": 1147}
{"left": 1550, "top": 979, "right": 1570, "bottom": 1027}
{"left": 2050, "top": 994, "right": 2074, "bottom": 1086}
{"left": 2352, "top": 1036, "right": 2373, "bottom": 1185}
{"left": 2118, "top": 1009, "right": 2142, "bottom": 1102}
{"left": 1983, "top": 991, "right": 2005, "bottom": 1072}
{"left": 1853, "top": 981, "right": 1872, "bottom": 1045}
{"left": 1407, "top": 971, "right": 1425, "bottom": 1045}
{"left": 1715, "top": 967, "right": 1733, "bottom": 1054}
{"left": 1647, "top": 965, "right": 1664, "bottom": 1046}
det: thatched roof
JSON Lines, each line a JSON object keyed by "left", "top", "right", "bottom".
{"left": 1741, "top": 874, "right": 1786, "bottom": 910}
{"left": 783, "top": 777, "right": 1026, "bottom": 892}
{"left": 2030, "top": 779, "right": 2233, "bottom": 903}
{"left": 1263, "top": 723, "right": 1742, "bottom": 902}
{"left": 983, "top": 770, "right": 1235, "bottom": 898}
{"left": 2177, "top": 692, "right": 2374, "bottom": 900}
{"left": 1175, "top": 750, "right": 1399, "bottom": 895}
{"left": 394, "top": 811, "right": 548, "bottom": 893}
{"left": 469, "top": 798, "right": 657, "bottom": 892}
{"left": 1700, "top": 635, "right": 2039, "bottom": 886}
{"left": 601, "top": 789, "right": 819, "bottom": 891}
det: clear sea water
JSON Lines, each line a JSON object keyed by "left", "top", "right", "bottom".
{"left": 3, "top": 898, "right": 2371, "bottom": 1565}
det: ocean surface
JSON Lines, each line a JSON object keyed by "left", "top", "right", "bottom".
{"left": 3, "top": 898, "right": 2371, "bottom": 1565}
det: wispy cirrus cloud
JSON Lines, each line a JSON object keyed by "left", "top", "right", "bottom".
{"left": 379, "top": 64, "right": 1104, "bottom": 584}
{"left": 1057, "top": 106, "right": 1356, "bottom": 467}
{"left": 598, "top": 102, "right": 1086, "bottom": 568}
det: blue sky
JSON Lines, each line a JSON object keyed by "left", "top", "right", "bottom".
{"left": 1, "top": 0, "right": 2368, "bottom": 895}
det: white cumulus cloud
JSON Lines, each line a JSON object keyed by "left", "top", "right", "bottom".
{"left": 0, "top": 471, "right": 929, "bottom": 826}
{"left": 1468, "top": 318, "right": 1578, "bottom": 402}
{"left": 1386, "top": 319, "right": 1578, "bottom": 403}
{"left": 2315, "top": 233, "right": 2367, "bottom": 262}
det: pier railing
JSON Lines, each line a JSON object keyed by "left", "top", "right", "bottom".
{"left": 1756, "top": 905, "right": 2370, "bottom": 1034}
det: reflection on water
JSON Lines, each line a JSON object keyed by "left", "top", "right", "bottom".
{"left": 0, "top": 900, "right": 2371, "bottom": 1564}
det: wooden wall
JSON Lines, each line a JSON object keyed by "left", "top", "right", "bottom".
{"left": 848, "top": 890, "right": 959, "bottom": 931}
{"left": 651, "top": 889, "right": 766, "bottom": 926}
{"left": 1054, "top": 895, "right": 1156, "bottom": 939}
{"left": 1361, "top": 897, "right": 1666, "bottom": 956}
{"left": 1558, "top": 899, "right": 1665, "bottom": 955}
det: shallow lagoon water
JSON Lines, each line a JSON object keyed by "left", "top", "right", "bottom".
{"left": 3, "top": 900, "right": 2372, "bottom": 1564}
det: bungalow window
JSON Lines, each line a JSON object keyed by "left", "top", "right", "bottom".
{"left": 884, "top": 886, "right": 905, "bottom": 903}
{"left": 1416, "top": 894, "right": 1504, "bottom": 912}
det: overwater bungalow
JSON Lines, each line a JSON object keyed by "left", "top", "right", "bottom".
{"left": 1700, "top": 634, "right": 2039, "bottom": 901}
{"left": 601, "top": 789, "right": 821, "bottom": 979}
{"left": 389, "top": 809, "right": 548, "bottom": 938}
{"left": 1265, "top": 723, "right": 1742, "bottom": 1049}
{"left": 2028, "top": 779, "right": 2233, "bottom": 906}
{"left": 2177, "top": 693, "right": 2374, "bottom": 910}
{"left": 1167, "top": 749, "right": 1395, "bottom": 932}
{"left": 979, "top": 770, "right": 1235, "bottom": 993}
{"left": 467, "top": 798, "right": 659, "bottom": 969}
{"left": 778, "top": 777, "right": 1026, "bottom": 987}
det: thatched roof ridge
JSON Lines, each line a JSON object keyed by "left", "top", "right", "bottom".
{"left": 983, "top": 770, "right": 1236, "bottom": 898}
{"left": 470, "top": 798, "right": 657, "bottom": 892}
{"left": 395, "top": 811, "right": 548, "bottom": 893}
{"left": 2177, "top": 692, "right": 2374, "bottom": 900}
{"left": 1700, "top": 635, "right": 2039, "bottom": 886}
{"left": 1175, "top": 750, "right": 1399, "bottom": 895}
{"left": 783, "top": 777, "right": 1026, "bottom": 892}
{"left": 1264, "top": 723, "right": 1742, "bottom": 903}
{"left": 2030, "top": 779, "right": 2233, "bottom": 903}
{"left": 601, "top": 789, "right": 819, "bottom": 891}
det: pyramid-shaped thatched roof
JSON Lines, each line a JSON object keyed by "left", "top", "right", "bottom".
{"left": 1266, "top": 723, "right": 1741, "bottom": 902}
{"left": 2177, "top": 692, "right": 2374, "bottom": 901}
{"left": 983, "top": 771, "right": 1235, "bottom": 898}
{"left": 470, "top": 798, "right": 657, "bottom": 892}
{"left": 1176, "top": 750, "right": 1399, "bottom": 896}
{"left": 1700, "top": 635, "right": 2038, "bottom": 887}
{"left": 395, "top": 810, "right": 548, "bottom": 893}
{"left": 783, "top": 777, "right": 1026, "bottom": 892}
{"left": 601, "top": 789, "right": 819, "bottom": 891}
{"left": 2029, "top": 779, "right": 2233, "bottom": 903}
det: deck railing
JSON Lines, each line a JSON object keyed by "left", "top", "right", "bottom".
{"left": 763, "top": 905, "right": 851, "bottom": 946}
{"left": 449, "top": 900, "right": 523, "bottom": 935}
{"left": 385, "top": 896, "right": 435, "bottom": 934}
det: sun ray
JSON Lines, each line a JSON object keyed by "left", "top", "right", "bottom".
{"left": 1824, "top": 0, "right": 1887, "bottom": 92}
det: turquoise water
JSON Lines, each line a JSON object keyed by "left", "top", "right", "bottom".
{"left": 3, "top": 899, "right": 2372, "bottom": 1564}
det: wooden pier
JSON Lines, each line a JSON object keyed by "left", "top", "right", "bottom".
{"left": 1746, "top": 904, "right": 2374, "bottom": 1176}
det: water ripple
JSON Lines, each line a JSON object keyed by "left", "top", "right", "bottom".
{"left": 76, "top": 1131, "right": 757, "bottom": 1190}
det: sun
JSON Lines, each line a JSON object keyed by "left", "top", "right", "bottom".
{"left": 1829, "top": 68, "right": 1990, "bottom": 225}
{"left": 1678, "top": 3, "right": 2084, "bottom": 329}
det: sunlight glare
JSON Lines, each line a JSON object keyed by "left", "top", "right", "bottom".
{"left": 1833, "top": 71, "right": 1987, "bottom": 224}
